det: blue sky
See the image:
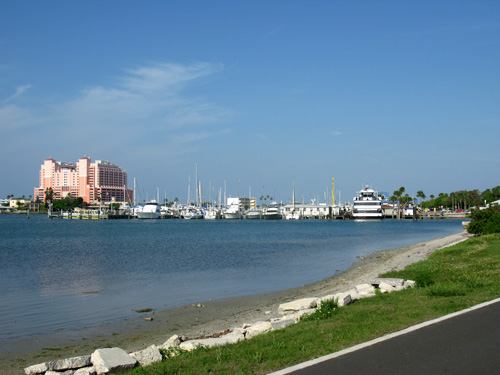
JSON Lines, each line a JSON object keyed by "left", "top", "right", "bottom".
{"left": 1, "top": 1, "right": 499, "bottom": 204}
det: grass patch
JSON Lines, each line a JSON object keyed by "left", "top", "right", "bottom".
{"left": 126, "top": 233, "right": 500, "bottom": 375}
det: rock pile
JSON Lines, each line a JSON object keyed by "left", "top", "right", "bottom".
{"left": 24, "top": 278, "right": 415, "bottom": 375}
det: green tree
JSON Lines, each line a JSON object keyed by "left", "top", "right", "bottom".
{"left": 44, "top": 188, "right": 54, "bottom": 207}
{"left": 468, "top": 205, "right": 500, "bottom": 235}
{"left": 416, "top": 190, "right": 426, "bottom": 204}
{"left": 492, "top": 186, "right": 500, "bottom": 200}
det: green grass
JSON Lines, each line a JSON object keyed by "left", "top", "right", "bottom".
{"left": 127, "top": 233, "right": 500, "bottom": 375}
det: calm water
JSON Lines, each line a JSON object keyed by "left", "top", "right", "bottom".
{"left": 0, "top": 214, "right": 464, "bottom": 341}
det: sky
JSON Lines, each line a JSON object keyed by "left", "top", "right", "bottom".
{"left": 1, "top": 1, "right": 499, "bottom": 204}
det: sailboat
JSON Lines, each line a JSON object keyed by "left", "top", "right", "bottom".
{"left": 285, "top": 178, "right": 300, "bottom": 220}
{"left": 182, "top": 174, "right": 203, "bottom": 220}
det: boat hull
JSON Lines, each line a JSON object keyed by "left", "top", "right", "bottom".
{"left": 136, "top": 212, "right": 161, "bottom": 219}
{"left": 353, "top": 215, "right": 383, "bottom": 220}
{"left": 224, "top": 212, "right": 242, "bottom": 220}
{"left": 264, "top": 213, "right": 282, "bottom": 220}
{"left": 246, "top": 213, "right": 262, "bottom": 220}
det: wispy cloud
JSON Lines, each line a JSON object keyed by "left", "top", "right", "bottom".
{"left": 119, "top": 62, "right": 223, "bottom": 94}
{"left": 55, "top": 61, "right": 230, "bottom": 146}
{"left": 3, "top": 84, "right": 31, "bottom": 103}
{"left": 0, "top": 61, "right": 232, "bottom": 169}
{"left": 331, "top": 130, "right": 342, "bottom": 136}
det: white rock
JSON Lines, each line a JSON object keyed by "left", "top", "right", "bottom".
{"left": 179, "top": 340, "right": 203, "bottom": 351}
{"left": 46, "top": 355, "right": 92, "bottom": 371}
{"left": 278, "top": 298, "right": 318, "bottom": 314}
{"left": 24, "top": 363, "right": 48, "bottom": 375}
{"left": 294, "top": 309, "right": 316, "bottom": 320}
{"left": 45, "top": 371, "right": 74, "bottom": 375}
{"left": 372, "top": 278, "right": 405, "bottom": 290}
{"left": 159, "top": 334, "right": 182, "bottom": 349}
{"left": 342, "top": 288, "right": 359, "bottom": 301}
{"left": 74, "top": 367, "right": 97, "bottom": 375}
{"left": 318, "top": 294, "right": 335, "bottom": 307}
{"left": 270, "top": 316, "right": 296, "bottom": 330}
{"left": 130, "top": 345, "right": 162, "bottom": 366}
{"left": 245, "top": 321, "right": 273, "bottom": 339}
{"left": 355, "top": 284, "right": 376, "bottom": 298}
{"left": 91, "top": 348, "right": 137, "bottom": 374}
{"left": 378, "top": 282, "right": 396, "bottom": 293}
{"left": 333, "top": 292, "right": 353, "bottom": 307}
{"left": 179, "top": 330, "right": 245, "bottom": 351}
{"left": 404, "top": 280, "right": 416, "bottom": 289}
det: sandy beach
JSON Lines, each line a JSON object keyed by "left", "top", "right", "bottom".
{"left": 1, "top": 230, "right": 472, "bottom": 375}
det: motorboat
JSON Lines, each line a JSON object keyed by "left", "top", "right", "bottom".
{"left": 352, "top": 186, "right": 383, "bottom": 220}
{"left": 183, "top": 206, "right": 204, "bottom": 220}
{"left": 204, "top": 207, "right": 222, "bottom": 219}
{"left": 284, "top": 209, "right": 301, "bottom": 220}
{"left": 136, "top": 201, "right": 161, "bottom": 219}
{"left": 264, "top": 202, "right": 282, "bottom": 220}
{"left": 223, "top": 203, "right": 243, "bottom": 219}
{"left": 245, "top": 207, "right": 263, "bottom": 220}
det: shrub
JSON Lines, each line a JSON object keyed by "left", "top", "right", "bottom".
{"left": 301, "top": 298, "right": 338, "bottom": 321}
{"left": 415, "top": 271, "right": 435, "bottom": 288}
{"left": 468, "top": 206, "right": 500, "bottom": 235}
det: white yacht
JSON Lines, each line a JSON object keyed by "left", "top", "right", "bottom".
{"left": 245, "top": 207, "right": 263, "bottom": 220}
{"left": 204, "top": 207, "right": 222, "bottom": 219}
{"left": 284, "top": 209, "right": 301, "bottom": 220}
{"left": 264, "top": 202, "right": 282, "bottom": 220}
{"left": 136, "top": 201, "right": 161, "bottom": 219}
{"left": 183, "top": 206, "right": 204, "bottom": 220}
{"left": 352, "top": 186, "right": 383, "bottom": 220}
{"left": 223, "top": 203, "right": 243, "bottom": 219}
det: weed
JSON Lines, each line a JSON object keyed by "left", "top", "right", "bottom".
{"left": 301, "top": 298, "right": 338, "bottom": 321}
{"left": 252, "top": 351, "right": 263, "bottom": 364}
{"left": 415, "top": 271, "right": 434, "bottom": 287}
{"left": 271, "top": 340, "right": 286, "bottom": 350}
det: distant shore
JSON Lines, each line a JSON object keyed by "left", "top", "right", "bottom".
{"left": 1, "top": 230, "right": 471, "bottom": 375}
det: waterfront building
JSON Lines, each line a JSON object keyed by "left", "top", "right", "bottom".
{"left": 225, "top": 197, "right": 257, "bottom": 209}
{"left": 9, "top": 198, "right": 31, "bottom": 208}
{"left": 239, "top": 197, "right": 256, "bottom": 209}
{"left": 34, "top": 157, "right": 133, "bottom": 204}
{"left": 281, "top": 203, "right": 340, "bottom": 219}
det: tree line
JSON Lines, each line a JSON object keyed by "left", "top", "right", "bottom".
{"left": 386, "top": 186, "right": 500, "bottom": 211}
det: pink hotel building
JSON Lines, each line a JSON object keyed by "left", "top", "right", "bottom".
{"left": 34, "top": 157, "right": 133, "bottom": 204}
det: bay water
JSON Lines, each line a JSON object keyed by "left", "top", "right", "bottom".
{"left": 0, "top": 214, "right": 464, "bottom": 341}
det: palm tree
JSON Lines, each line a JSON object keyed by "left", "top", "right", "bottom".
{"left": 44, "top": 188, "right": 54, "bottom": 208}
{"left": 416, "top": 190, "right": 426, "bottom": 204}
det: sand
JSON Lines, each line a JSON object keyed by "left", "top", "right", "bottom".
{"left": 1, "top": 230, "right": 472, "bottom": 375}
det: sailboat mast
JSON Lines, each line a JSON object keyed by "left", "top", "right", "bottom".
{"left": 133, "top": 177, "right": 136, "bottom": 206}
{"left": 195, "top": 162, "right": 199, "bottom": 207}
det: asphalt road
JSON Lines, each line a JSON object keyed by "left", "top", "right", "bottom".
{"left": 271, "top": 298, "right": 500, "bottom": 375}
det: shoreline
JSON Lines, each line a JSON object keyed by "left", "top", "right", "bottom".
{"left": 2, "top": 230, "right": 472, "bottom": 374}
